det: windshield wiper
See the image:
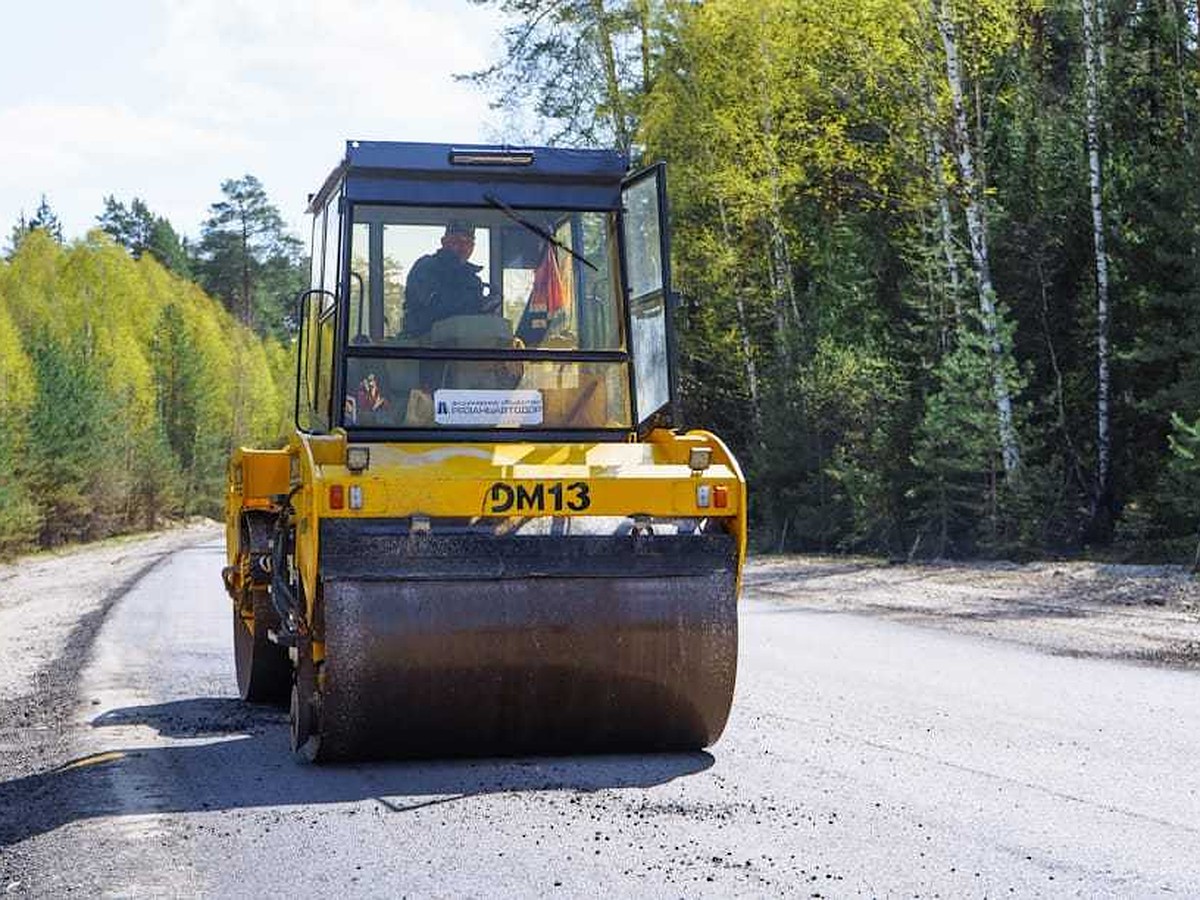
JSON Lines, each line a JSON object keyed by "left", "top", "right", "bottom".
{"left": 484, "top": 193, "right": 598, "bottom": 272}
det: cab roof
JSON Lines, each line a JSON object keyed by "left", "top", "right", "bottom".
{"left": 308, "top": 140, "right": 629, "bottom": 214}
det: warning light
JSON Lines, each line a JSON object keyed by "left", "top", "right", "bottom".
{"left": 688, "top": 447, "right": 713, "bottom": 473}
{"left": 713, "top": 485, "right": 729, "bottom": 508}
{"left": 346, "top": 446, "right": 370, "bottom": 473}
{"left": 329, "top": 484, "right": 345, "bottom": 510}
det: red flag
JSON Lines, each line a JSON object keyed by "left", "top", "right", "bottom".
{"left": 530, "top": 243, "right": 567, "bottom": 318}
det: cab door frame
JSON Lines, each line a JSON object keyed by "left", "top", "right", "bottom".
{"left": 620, "top": 161, "right": 679, "bottom": 434}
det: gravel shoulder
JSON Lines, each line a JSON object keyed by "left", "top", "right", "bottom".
{"left": 0, "top": 520, "right": 222, "bottom": 783}
{"left": 745, "top": 555, "right": 1200, "bottom": 668}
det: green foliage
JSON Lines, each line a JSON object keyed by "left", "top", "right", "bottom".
{"left": 1139, "top": 414, "right": 1200, "bottom": 562}
{"left": 461, "top": 0, "right": 657, "bottom": 154}
{"left": 1168, "top": 414, "right": 1200, "bottom": 465}
{"left": 474, "top": 0, "right": 1200, "bottom": 559}
{"left": 98, "top": 196, "right": 191, "bottom": 276}
{"left": 193, "top": 175, "right": 306, "bottom": 338}
{"left": 2, "top": 0, "right": 1197, "bottom": 561}
{"left": 0, "top": 284, "right": 40, "bottom": 553}
{"left": 642, "top": 0, "right": 928, "bottom": 552}
{"left": 0, "top": 434, "right": 40, "bottom": 554}
{"left": 23, "top": 334, "right": 122, "bottom": 545}
{"left": 910, "top": 312, "right": 1026, "bottom": 556}
{"left": 764, "top": 334, "right": 909, "bottom": 552}
{"left": 6, "top": 195, "right": 64, "bottom": 256}
{"left": 0, "top": 229, "right": 293, "bottom": 557}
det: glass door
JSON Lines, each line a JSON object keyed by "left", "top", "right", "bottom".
{"left": 621, "top": 163, "right": 676, "bottom": 431}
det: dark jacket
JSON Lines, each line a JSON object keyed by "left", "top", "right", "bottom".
{"left": 404, "top": 248, "right": 487, "bottom": 337}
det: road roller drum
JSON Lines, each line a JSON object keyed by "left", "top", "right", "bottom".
{"left": 289, "top": 527, "right": 738, "bottom": 760}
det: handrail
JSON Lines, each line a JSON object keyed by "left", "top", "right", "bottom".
{"left": 292, "top": 288, "right": 338, "bottom": 434}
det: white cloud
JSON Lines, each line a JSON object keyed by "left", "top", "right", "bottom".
{"left": 0, "top": 0, "right": 509, "bottom": 241}
{"left": 148, "top": 1, "right": 499, "bottom": 133}
{"left": 0, "top": 103, "right": 257, "bottom": 238}
{"left": 0, "top": 104, "right": 251, "bottom": 181}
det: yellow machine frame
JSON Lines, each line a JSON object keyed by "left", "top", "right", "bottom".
{"left": 227, "top": 427, "right": 746, "bottom": 674}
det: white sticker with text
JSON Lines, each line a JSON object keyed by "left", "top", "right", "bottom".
{"left": 434, "top": 390, "right": 544, "bottom": 426}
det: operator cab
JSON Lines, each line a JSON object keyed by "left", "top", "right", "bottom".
{"left": 297, "top": 141, "right": 676, "bottom": 441}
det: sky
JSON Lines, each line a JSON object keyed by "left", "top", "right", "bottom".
{"left": 0, "top": 0, "right": 513, "bottom": 245}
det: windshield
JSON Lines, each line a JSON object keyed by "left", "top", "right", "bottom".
{"left": 342, "top": 204, "right": 631, "bottom": 431}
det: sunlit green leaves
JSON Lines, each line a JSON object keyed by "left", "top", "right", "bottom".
{"left": 0, "top": 232, "right": 292, "bottom": 555}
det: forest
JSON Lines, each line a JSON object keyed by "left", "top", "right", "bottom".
{"left": 2, "top": 0, "right": 1199, "bottom": 562}
{"left": 467, "top": 0, "right": 1200, "bottom": 560}
{"left": 0, "top": 181, "right": 300, "bottom": 555}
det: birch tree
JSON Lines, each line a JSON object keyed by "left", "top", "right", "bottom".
{"left": 1081, "top": 0, "right": 1112, "bottom": 524}
{"left": 932, "top": 0, "right": 1022, "bottom": 476}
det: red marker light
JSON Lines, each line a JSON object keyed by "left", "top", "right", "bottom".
{"left": 713, "top": 485, "right": 729, "bottom": 508}
{"left": 329, "top": 484, "right": 345, "bottom": 510}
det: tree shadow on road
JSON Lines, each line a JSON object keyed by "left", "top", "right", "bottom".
{"left": 0, "top": 697, "right": 715, "bottom": 847}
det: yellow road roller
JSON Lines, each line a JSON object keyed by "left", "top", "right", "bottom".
{"left": 222, "top": 141, "right": 745, "bottom": 761}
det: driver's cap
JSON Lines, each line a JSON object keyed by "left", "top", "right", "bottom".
{"left": 445, "top": 221, "right": 476, "bottom": 239}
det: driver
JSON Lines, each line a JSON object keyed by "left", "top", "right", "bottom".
{"left": 403, "top": 222, "right": 497, "bottom": 337}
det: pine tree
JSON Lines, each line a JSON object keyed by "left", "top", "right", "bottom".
{"left": 194, "top": 175, "right": 304, "bottom": 336}
{"left": 911, "top": 314, "right": 1022, "bottom": 556}
{"left": 1166, "top": 414, "right": 1200, "bottom": 567}
{"left": 24, "top": 335, "right": 121, "bottom": 545}
{"left": 6, "top": 212, "right": 31, "bottom": 258}
{"left": 27, "top": 195, "right": 64, "bottom": 243}
{"left": 150, "top": 302, "right": 200, "bottom": 510}
{"left": 98, "top": 196, "right": 191, "bottom": 276}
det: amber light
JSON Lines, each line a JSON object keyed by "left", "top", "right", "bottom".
{"left": 329, "top": 484, "right": 345, "bottom": 510}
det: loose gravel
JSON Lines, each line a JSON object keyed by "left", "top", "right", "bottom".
{"left": 745, "top": 556, "right": 1200, "bottom": 668}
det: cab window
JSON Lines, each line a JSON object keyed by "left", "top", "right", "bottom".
{"left": 341, "top": 204, "right": 632, "bottom": 431}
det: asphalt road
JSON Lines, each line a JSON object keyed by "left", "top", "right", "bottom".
{"left": 3, "top": 537, "right": 1199, "bottom": 897}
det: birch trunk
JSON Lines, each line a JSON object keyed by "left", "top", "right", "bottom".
{"left": 930, "top": 127, "right": 963, "bottom": 325}
{"left": 1082, "top": 0, "right": 1112, "bottom": 513}
{"left": 935, "top": 0, "right": 1022, "bottom": 475}
{"left": 921, "top": 73, "right": 962, "bottom": 341}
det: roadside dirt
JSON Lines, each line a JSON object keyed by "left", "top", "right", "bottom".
{"left": 0, "top": 520, "right": 222, "bottom": 785}
{"left": 744, "top": 556, "right": 1200, "bottom": 668}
